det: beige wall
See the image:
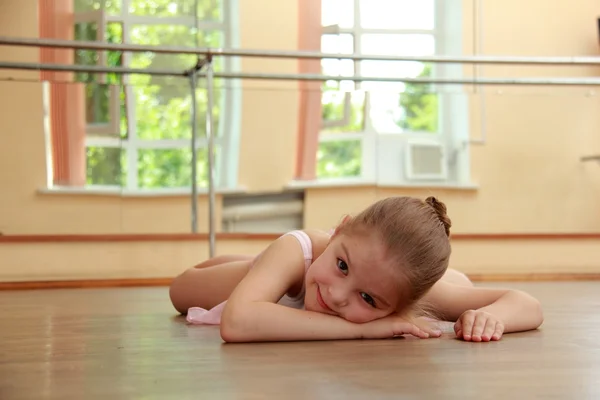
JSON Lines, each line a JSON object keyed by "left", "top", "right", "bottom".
{"left": 1, "top": 0, "right": 600, "bottom": 282}
{"left": 0, "top": 238, "right": 269, "bottom": 282}
{"left": 236, "top": 0, "right": 299, "bottom": 192}
{"left": 0, "top": 0, "right": 39, "bottom": 81}
{"left": 2, "top": 236, "right": 599, "bottom": 282}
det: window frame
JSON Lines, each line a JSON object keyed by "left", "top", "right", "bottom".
{"left": 317, "top": 0, "right": 470, "bottom": 186}
{"left": 70, "top": 0, "right": 239, "bottom": 193}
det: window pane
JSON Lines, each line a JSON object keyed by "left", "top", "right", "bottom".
{"left": 317, "top": 140, "right": 362, "bottom": 178}
{"left": 84, "top": 84, "right": 127, "bottom": 138}
{"left": 322, "top": 0, "right": 354, "bottom": 28}
{"left": 359, "top": 0, "right": 434, "bottom": 30}
{"left": 396, "top": 65, "right": 438, "bottom": 133}
{"left": 321, "top": 58, "right": 354, "bottom": 91}
{"left": 322, "top": 71, "right": 355, "bottom": 92}
{"left": 129, "top": 25, "right": 224, "bottom": 140}
{"left": 322, "top": 34, "right": 354, "bottom": 54}
{"left": 74, "top": 22, "right": 98, "bottom": 83}
{"left": 321, "top": 34, "right": 355, "bottom": 91}
{"left": 360, "top": 61, "right": 423, "bottom": 92}
{"left": 368, "top": 65, "right": 438, "bottom": 134}
{"left": 369, "top": 91, "right": 402, "bottom": 133}
{"left": 322, "top": 91, "right": 365, "bottom": 133}
{"left": 105, "top": 22, "right": 124, "bottom": 84}
{"left": 130, "top": 79, "right": 222, "bottom": 141}
{"left": 137, "top": 148, "right": 216, "bottom": 189}
{"left": 132, "top": 83, "right": 191, "bottom": 140}
{"left": 85, "top": 83, "right": 110, "bottom": 124}
{"left": 86, "top": 147, "right": 125, "bottom": 186}
{"left": 198, "top": 0, "right": 223, "bottom": 21}
{"left": 361, "top": 34, "right": 434, "bottom": 56}
{"left": 360, "top": 34, "right": 434, "bottom": 92}
{"left": 75, "top": 0, "right": 122, "bottom": 14}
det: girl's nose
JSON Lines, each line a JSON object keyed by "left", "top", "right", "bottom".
{"left": 328, "top": 285, "right": 349, "bottom": 308}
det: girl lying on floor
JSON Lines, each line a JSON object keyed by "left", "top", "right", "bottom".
{"left": 169, "top": 196, "right": 543, "bottom": 343}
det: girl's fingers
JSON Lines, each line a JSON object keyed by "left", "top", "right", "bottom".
{"left": 481, "top": 320, "right": 497, "bottom": 342}
{"left": 492, "top": 323, "right": 505, "bottom": 341}
{"left": 456, "top": 312, "right": 504, "bottom": 342}
{"left": 460, "top": 312, "right": 475, "bottom": 341}
{"left": 392, "top": 321, "right": 430, "bottom": 339}
{"left": 414, "top": 319, "right": 442, "bottom": 338}
{"left": 405, "top": 324, "right": 430, "bottom": 339}
{"left": 454, "top": 319, "right": 462, "bottom": 336}
{"left": 470, "top": 314, "right": 487, "bottom": 342}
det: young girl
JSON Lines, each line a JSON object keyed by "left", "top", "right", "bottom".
{"left": 169, "top": 196, "right": 543, "bottom": 343}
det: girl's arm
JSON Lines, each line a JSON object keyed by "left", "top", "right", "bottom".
{"left": 422, "top": 281, "right": 544, "bottom": 341}
{"left": 220, "top": 233, "right": 435, "bottom": 343}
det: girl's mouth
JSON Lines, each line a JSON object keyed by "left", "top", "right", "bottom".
{"left": 316, "top": 285, "right": 333, "bottom": 312}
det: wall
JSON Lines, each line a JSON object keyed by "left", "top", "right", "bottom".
{"left": 1, "top": 0, "right": 600, "bottom": 284}
{"left": 463, "top": 0, "right": 600, "bottom": 233}
{"left": 0, "top": 236, "right": 270, "bottom": 283}
{"left": 303, "top": 0, "right": 600, "bottom": 235}
{"left": 0, "top": 1, "right": 39, "bottom": 82}
{"left": 236, "top": 0, "right": 299, "bottom": 192}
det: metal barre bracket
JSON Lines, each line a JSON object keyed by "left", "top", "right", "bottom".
{"left": 183, "top": 55, "right": 213, "bottom": 77}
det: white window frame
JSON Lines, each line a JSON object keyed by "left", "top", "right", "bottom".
{"left": 318, "top": 0, "right": 470, "bottom": 186}
{"left": 70, "top": 0, "right": 240, "bottom": 193}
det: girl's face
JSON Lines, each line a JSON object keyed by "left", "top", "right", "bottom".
{"left": 304, "top": 230, "right": 405, "bottom": 323}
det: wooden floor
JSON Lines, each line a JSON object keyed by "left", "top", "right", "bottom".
{"left": 1, "top": 282, "right": 599, "bottom": 399}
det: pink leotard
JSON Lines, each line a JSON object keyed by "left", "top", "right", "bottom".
{"left": 186, "top": 230, "right": 314, "bottom": 325}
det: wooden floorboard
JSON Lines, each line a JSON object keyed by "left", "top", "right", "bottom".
{"left": 1, "top": 281, "right": 599, "bottom": 399}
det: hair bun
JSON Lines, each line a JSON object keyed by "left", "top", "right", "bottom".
{"left": 425, "top": 196, "right": 451, "bottom": 237}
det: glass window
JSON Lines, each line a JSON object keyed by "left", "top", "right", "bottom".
{"left": 317, "top": 140, "right": 362, "bottom": 178}
{"left": 359, "top": 0, "right": 434, "bottom": 30}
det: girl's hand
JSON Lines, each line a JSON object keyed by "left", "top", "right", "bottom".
{"left": 360, "top": 314, "right": 442, "bottom": 340}
{"left": 454, "top": 310, "right": 505, "bottom": 342}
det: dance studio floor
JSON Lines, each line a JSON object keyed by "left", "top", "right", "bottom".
{"left": 1, "top": 281, "right": 599, "bottom": 399}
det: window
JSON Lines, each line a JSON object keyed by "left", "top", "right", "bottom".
{"left": 50, "top": 0, "right": 238, "bottom": 193}
{"left": 317, "top": 0, "right": 470, "bottom": 185}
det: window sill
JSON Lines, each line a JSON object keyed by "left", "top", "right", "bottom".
{"left": 38, "top": 186, "right": 248, "bottom": 198}
{"left": 287, "top": 178, "right": 479, "bottom": 191}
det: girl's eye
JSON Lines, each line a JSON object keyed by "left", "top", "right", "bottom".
{"left": 336, "top": 258, "right": 348, "bottom": 274}
{"left": 361, "top": 292, "right": 376, "bottom": 308}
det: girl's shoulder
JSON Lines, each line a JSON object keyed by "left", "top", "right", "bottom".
{"left": 299, "top": 229, "right": 332, "bottom": 263}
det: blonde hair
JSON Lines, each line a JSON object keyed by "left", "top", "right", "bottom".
{"left": 339, "top": 196, "right": 452, "bottom": 314}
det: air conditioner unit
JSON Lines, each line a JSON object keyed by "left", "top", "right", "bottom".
{"left": 405, "top": 141, "right": 447, "bottom": 181}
